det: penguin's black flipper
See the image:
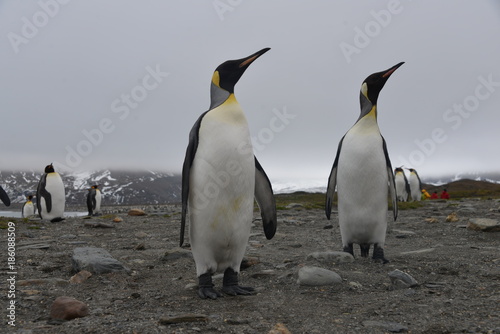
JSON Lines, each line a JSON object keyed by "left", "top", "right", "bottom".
{"left": 382, "top": 136, "right": 398, "bottom": 221}
{"left": 36, "top": 174, "right": 52, "bottom": 214}
{"left": 254, "top": 156, "right": 277, "bottom": 240}
{"left": 0, "top": 185, "right": 10, "bottom": 206}
{"left": 180, "top": 111, "right": 208, "bottom": 247}
{"left": 326, "top": 136, "right": 345, "bottom": 220}
{"left": 86, "top": 190, "right": 93, "bottom": 216}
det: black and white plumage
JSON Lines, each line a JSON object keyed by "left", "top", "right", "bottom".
{"left": 86, "top": 185, "right": 102, "bottom": 216}
{"left": 181, "top": 48, "right": 277, "bottom": 299}
{"left": 394, "top": 167, "right": 410, "bottom": 202}
{"left": 36, "top": 164, "right": 65, "bottom": 222}
{"left": 326, "top": 62, "right": 403, "bottom": 263}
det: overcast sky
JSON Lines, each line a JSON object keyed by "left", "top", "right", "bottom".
{"left": 1, "top": 1, "right": 499, "bottom": 184}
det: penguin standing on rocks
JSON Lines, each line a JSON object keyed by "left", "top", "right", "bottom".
{"left": 181, "top": 48, "right": 277, "bottom": 299}
{"left": 326, "top": 62, "right": 403, "bottom": 263}
{"left": 22, "top": 195, "right": 36, "bottom": 218}
{"left": 36, "top": 163, "right": 65, "bottom": 222}
{"left": 408, "top": 168, "right": 422, "bottom": 201}
{"left": 87, "top": 185, "right": 102, "bottom": 216}
{"left": 0, "top": 185, "right": 10, "bottom": 206}
{"left": 394, "top": 167, "right": 410, "bottom": 202}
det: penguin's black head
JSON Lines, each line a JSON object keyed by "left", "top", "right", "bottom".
{"left": 212, "top": 48, "right": 270, "bottom": 93}
{"left": 27, "top": 195, "right": 33, "bottom": 200}
{"left": 44, "top": 163, "right": 55, "bottom": 173}
{"left": 361, "top": 62, "right": 404, "bottom": 106}
{"left": 395, "top": 167, "right": 404, "bottom": 173}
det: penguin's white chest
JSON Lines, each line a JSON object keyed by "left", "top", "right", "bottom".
{"left": 41, "top": 173, "right": 65, "bottom": 219}
{"left": 337, "top": 116, "right": 388, "bottom": 244}
{"left": 23, "top": 202, "right": 35, "bottom": 217}
{"left": 188, "top": 101, "right": 255, "bottom": 274}
{"left": 95, "top": 190, "right": 102, "bottom": 211}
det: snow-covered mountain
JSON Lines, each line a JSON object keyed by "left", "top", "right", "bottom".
{"left": 0, "top": 169, "right": 181, "bottom": 206}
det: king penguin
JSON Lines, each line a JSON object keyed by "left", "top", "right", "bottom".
{"left": 0, "top": 185, "right": 10, "bottom": 206}
{"left": 181, "top": 48, "right": 277, "bottom": 299}
{"left": 326, "top": 62, "right": 403, "bottom": 263}
{"left": 87, "top": 185, "right": 102, "bottom": 216}
{"left": 22, "top": 195, "right": 35, "bottom": 218}
{"left": 407, "top": 168, "right": 422, "bottom": 201}
{"left": 394, "top": 167, "right": 410, "bottom": 202}
{"left": 36, "top": 163, "right": 65, "bottom": 222}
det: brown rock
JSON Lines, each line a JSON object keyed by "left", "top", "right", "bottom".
{"left": 69, "top": 270, "right": 92, "bottom": 284}
{"left": 446, "top": 212, "right": 459, "bottom": 222}
{"left": 268, "top": 323, "right": 292, "bottom": 334}
{"left": 50, "top": 296, "right": 89, "bottom": 320}
{"left": 128, "top": 209, "right": 146, "bottom": 216}
{"left": 113, "top": 217, "right": 123, "bottom": 223}
{"left": 425, "top": 218, "right": 439, "bottom": 223}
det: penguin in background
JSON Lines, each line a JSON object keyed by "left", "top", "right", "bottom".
{"left": 394, "top": 167, "right": 410, "bottom": 202}
{"left": 36, "top": 163, "right": 65, "bottom": 222}
{"left": 0, "top": 185, "right": 10, "bottom": 206}
{"left": 407, "top": 168, "right": 422, "bottom": 201}
{"left": 22, "top": 194, "right": 36, "bottom": 218}
{"left": 326, "top": 62, "right": 403, "bottom": 263}
{"left": 181, "top": 48, "right": 277, "bottom": 299}
{"left": 87, "top": 185, "right": 102, "bottom": 216}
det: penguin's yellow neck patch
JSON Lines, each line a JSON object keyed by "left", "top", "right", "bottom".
{"left": 225, "top": 93, "right": 238, "bottom": 105}
{"left": 364, "top": 105, "right": 377, "bottom": 119}
{"left": 212, "top": 71, "right": 220, "bottom": 87}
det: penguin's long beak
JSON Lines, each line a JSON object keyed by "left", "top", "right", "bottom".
{"left": 238, "top": 48, "right": 271, "bottom": 69}
{"left": 382, "top": 62, "right": 405, "bottom": 78}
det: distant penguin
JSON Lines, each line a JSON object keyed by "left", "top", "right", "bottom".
{"left": 87, "top": 185, "right": 102, "bottom": 216}
{"left": 326, "top": 62, "right": 403, "bottom": 263}
{"left": 181, "top": 48, "right": 277, "bottom": 299}
{"left": 0, "top": 185, "right": 10, "bottom": 206}
{"left": 394, "top": 167, "right": 410, "bottom": 202}
{"left": 408, "top": 168, "right": 422, "bottom": 201}
{"left": 36, "top": 163, "right": 65, "bottom": 222}
{"left": 22, "top": 195, "right": 35, "bottom": 218}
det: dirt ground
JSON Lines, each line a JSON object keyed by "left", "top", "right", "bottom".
{"left": 2, "top": 197, "right": 500, "bottom": 334}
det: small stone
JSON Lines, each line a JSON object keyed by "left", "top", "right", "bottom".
{"left": 240, "top": 257, "right": 260, "bottom": 270}
{"left": 69, "top": 270, "right": 92, "bottom": 284}
{"left": 135, "top": 231, "right": 148, "bottom": 238}
{"left": 50, "top": 296, "right": 89, "bottom": 321}
{"left": 268, "top": 322, "right": 292, "bottom": 334}
{"left": 84, "top": 221, "right": 115, "bottom": 228}
{"left": 286, "top": 203, "right": 303, "bottom": 209}
{"left": 297, "top": 266, "right": 342, "bottom": 286}
{"left": 425, "top": 218, "right": 439, "bottom": 223}
{"left": 446, "top": 212, "right": 459, "bottom": 222}
{"left": 307, "top": 251, "right": 354, "bottom": 263}
{"left": 128, "top": 209, "right": 146, "bottom": 216}
{"left": 388, "top": 269, "right": 418, "bottom": 289}
{"left": 323, "top": 225, "right": 334, "bottom": 229}
{"left": 467, "top": 218, "right": 500, "bottom": 232}
{"left": 185, "top": 282, "right": 197, "bottom": 290}
{"left": 72, "top": 247, "right": 130, "bottom": 274}
{"left": 134, "top": 243, "right": 146, "bottom": 250}
{"left": 348, "top": 281, "right": 363, "bottom": 290}
{"left": 113, "top": 217, "right": 123, "bottom": 223}
{"left": 159, "top": 313, "right": 208, "bottom": 325}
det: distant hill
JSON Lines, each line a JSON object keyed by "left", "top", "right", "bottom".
{"left": 0, "top": 169, "right": 181, "bottom": 206}
{"left": 422, "top": 179, "right": 500, "bottom": 198}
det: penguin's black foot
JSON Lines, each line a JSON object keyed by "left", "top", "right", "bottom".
{"left": 372, "top": 244, "right": 389, "bottom": 264}
{"left": 221, "top": 268, "right": 255, "bottom": 296}
{"left": 197, "top": 273, "right": 222, "bottom": 300}
{"left": 50, "top": 217, "right": 65, "bottom": 222}
{"left": 343, "top": 243, "right": 354, "bottom": 256}
{"left": 360, "top": 243, "right": 370, "bottom": 258}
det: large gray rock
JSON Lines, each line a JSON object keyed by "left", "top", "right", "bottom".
{"left": 72, "top": 247, "right": 130, "bottom": 274}
{"left": 388, "top": 269, "right": 418, "bottom": 289}
{"left": 306, "top": 251, "right": 354, "bottom": 263}
{"left": 467, "top": 218, "right": 500, "bottom": 232}
{"left": 297, "top": 266, "right": 342, "bottom": 286}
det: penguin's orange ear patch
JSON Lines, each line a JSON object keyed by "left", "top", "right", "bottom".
{"left": 239, "top": 55, "right": 258, "bottom": 68}
{"left": 212, "top": 71, "right": 220, "bottom": 87}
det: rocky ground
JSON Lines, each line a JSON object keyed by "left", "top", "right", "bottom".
{"left": 2, "top": 197, "right": 500, "bottom": 334}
